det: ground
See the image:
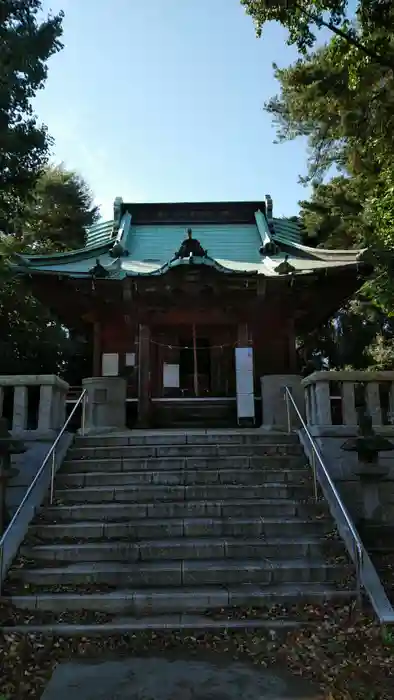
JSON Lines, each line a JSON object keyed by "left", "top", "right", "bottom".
{"left": 40, "top": 655, "right": 319, "bottom": 700}
{"left": 1, "top": 602, "right": 394, "bottom": 699}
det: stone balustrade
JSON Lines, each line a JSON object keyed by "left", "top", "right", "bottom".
{"left": 302, "top": 371, "right": 394, "bottom": 434}
{"left": 0, "top": 375, "right": 69, "bottom": 439}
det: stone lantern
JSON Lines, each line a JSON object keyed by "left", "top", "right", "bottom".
{"left": 0, "top": 417, "right": 26, "bottom": 535}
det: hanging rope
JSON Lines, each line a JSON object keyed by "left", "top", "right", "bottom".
{"left": 148, "top": 339, "right": 252, "bottom": 350}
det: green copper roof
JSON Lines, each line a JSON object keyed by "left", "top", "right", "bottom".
{"left": 12, "top": 198, "right": 366, "bottom": 280}
{"left": 85, "top": 219, "right": 115, "bottom": 248}
{"left": 84, "top": 214, "right": 303, "bottom": 250}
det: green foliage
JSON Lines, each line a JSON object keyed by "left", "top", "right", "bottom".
{"left": 22, "top": 164, "right": 100, "bottom": 251}
{"left": 0, "top": 237, "right": 70, "bottom": 375}
{"left": 0, "top": 163, "right": 99, "bottom": 375}
{"left": 241, "top": 1, "right": 393, "bottom": 61}
{"left": 0, "top": 0, "right": 63, "bottom": 226}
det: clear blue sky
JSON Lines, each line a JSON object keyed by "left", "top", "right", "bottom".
{"left": 37, "top": 0, "right": 313, "bottom": 221}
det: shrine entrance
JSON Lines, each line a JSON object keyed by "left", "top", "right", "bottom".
{"left": 179, "top": 335, "right": 211, "bottom": 397}
{"left": 150, "top": 323, "right": 238, "bottom": 428}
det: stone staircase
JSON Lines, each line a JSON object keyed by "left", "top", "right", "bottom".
{"left": 2, "top": 430, "right": 356, "bottom": 634}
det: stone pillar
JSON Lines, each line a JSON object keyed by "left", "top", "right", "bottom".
{"left": 38, "top": 384, "right": 54, "bottom": 433}
{"left": 82, "top": 376, "right": 127, "bottom": 434}
{"left": 261, "top": 375, "right": 305, "bottom": 430}
{"left": 342, "top": 382, "right": 357, "bottom": 426}
{"left": 13, "top": 386, "right": 28, "bottom": 432}
{"left": 53, "top": 385, "right": 67, "bottom": 429}
{"left": 309, "top": 383, "right": 319, "bottom": 425}
{"left": 366, "top": 382, "right": 382, "bottom": 426}
{"left": 315, "top": 381, "right": 332, "bottom": 426}
{"left": 138, "top": 324, "right": 151, "bottom": 427}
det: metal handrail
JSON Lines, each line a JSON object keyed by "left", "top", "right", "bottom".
{"left": 284, "top": 386, "right": 364, "bottom": 598}
{"left": 0, "top": 389, "right": 87, "bottom": 592}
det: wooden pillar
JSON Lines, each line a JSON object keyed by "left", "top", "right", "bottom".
{"left": 237, "top": 322, "right": 249, "bottom": 347}
{"left": 287, "top": 320, "right": 297, "bottom": 373}
{"left": 138, "top": 324, "right": 151, "bottom": 426}
{"left": 192, "top": 323, "right": 199, "bottom": 397}
{"left": 93, "top": 321, "right": 101, "bottom": 377}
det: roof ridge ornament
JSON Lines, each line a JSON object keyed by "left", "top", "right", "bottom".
{"left": 174, "top": 227, "right": 208, "bottom": 263}
{"left": 274, "top": 254, "right": 296, "bottom": 275}
{"left": 89, "top": 258, "right": 110, "bottom": 278}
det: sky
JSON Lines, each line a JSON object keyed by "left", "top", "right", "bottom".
{"left": 37, "top": 0, "right": 314, "bottom": 221}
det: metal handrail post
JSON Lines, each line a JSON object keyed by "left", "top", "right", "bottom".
{"left": 285, "top": 388, "right": 291, "bottom": 434}
{"left": 311, "top": 449, "right": 318, "bottom": 502}
{"left": 81, "top": 391, "right": 87, "bottom": 436}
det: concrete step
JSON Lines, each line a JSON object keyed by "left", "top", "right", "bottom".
{"left": 75, "top": 431, "right": 299, "bottom": 448}
{"left": 9, "top": 584, "right": 355, "bottom": 615}
{"left": 21, "top": 536, "right": 336, "bottom": 563}
{"left": 52, "top": 484, "right": 310, "bottom": 504}
{"left": 42, "top": 499, "right": 301, "bottom": 521}
{"left": 62, "top": 455, "right": 306, "bottom": 473}
{"left": 10, "top": 559, "right": 350, "bottom": 587}
{"left": 56, "top": 468, "right": 310, "bottom": 488}
{"left": 68, "top": 443, "right": 303, "bottom": 460}
{"left": 30, "top": 516, "right": 332, "bottom": 542}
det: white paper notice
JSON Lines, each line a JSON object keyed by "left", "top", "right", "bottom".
{"left": 102, "top": 353, "right": 119, "bottom": 377}
{"left": 163, "top": 363, "right": 180, "bottom": 388}
{"left": 125, "top": 352, "right": 136, "bottom": 366}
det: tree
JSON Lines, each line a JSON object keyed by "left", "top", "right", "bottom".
{"left": 22, "top": 164, "right": 100, "bottom": 251}
{"left": 0, "top": 0, "right": 63, "bottom": 228}
{"left": 241, "top": 1, "right": 394, "bottom": 64}
{"left": 246, "top": 1, "right": 394, "bottom": 368}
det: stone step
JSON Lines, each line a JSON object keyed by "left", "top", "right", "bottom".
{"left": 9, "top": 584, "right": 355, "bottom": 615}
{"left": 62, "top": 455, "right": 306, "bottom": 473}
{"left": 9, "top": 559, "right": 349, "bottom": 587}
{"left": 0, "top": 616, "right": 307, "bottom": 636}
{"left": 21, "top": 536, "right": 335, "bottom": 563}
{"left": 68, "top": 443, "right": 303, "bottom": 460}
{"left": 56, "top": 468, "right": 310, "bottom": 488}
{"left": 75, "top": 431, "right": 299, "bottom": 448}
{"left": 42, "top": 499, "right": 301, "bottom": 521}
{"left": 52, "top": 484, "right": 309, "bottom": 504}
{"left": 30, "top": 516, "right": 332, "bottom": 542}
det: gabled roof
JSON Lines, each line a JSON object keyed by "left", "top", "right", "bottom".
{"left": 12, "top": 197, "right": 367, "bottom": 280}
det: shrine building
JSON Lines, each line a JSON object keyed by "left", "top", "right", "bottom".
{"left": 12, "top": 196, "right": 371, "bottom": 431}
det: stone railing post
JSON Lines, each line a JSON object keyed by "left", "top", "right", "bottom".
{"left": 37, "top": 376, "right": 69, "bottom": 436}
{"left": 13, "top": 386, "right": 28, "bottom": 432}
{"left": 302, "top": 373, "right": 332, "bottom": 429}
{"left": 366, "top": 382, "right": 383, "bottom": 426}
{"left": 342, "top": 381, "right": 357, "bottom": 426}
